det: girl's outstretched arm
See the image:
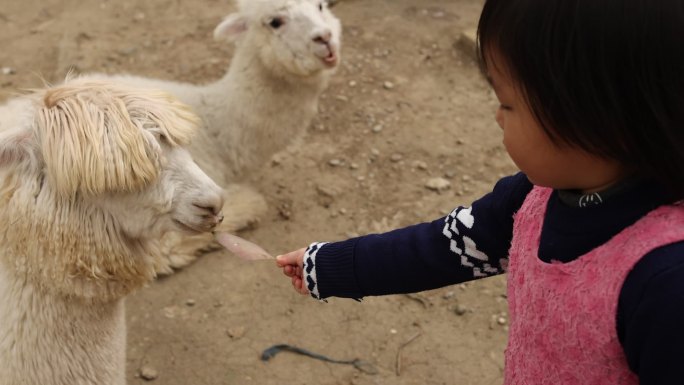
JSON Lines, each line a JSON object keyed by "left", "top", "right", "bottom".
{"left": 276, "top": 173, "right": 532, "bottom": 300}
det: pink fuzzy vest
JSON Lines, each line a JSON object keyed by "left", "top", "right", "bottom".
{"left": 505, "top": 187, "right": 684, "bottom": 384}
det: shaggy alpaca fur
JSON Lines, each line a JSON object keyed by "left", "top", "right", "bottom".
{"left": 84, "top": 0, "right": 342, "bottom": 272}
{"left": 0, "top": 78, "right": 224, "bottom": 385}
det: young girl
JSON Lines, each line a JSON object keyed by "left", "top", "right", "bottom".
{"left": 276, "top": 0, "right": 684, "bottom": 383}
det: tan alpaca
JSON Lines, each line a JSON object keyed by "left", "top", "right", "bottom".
{"left": 0, "top": 78, "right": 224, "bottom": 385}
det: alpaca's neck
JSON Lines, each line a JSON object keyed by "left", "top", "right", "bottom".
{"left": 0, "top": 266, "right": 126, "bottom": 385}
{"left": 199, "top": 43, "right": 330, "bottom": 180}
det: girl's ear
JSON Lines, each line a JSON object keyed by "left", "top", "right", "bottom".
{"left": 0, "top": 126, "right": 36, "bottom": 167}
{"left": 214, "top": 13, "right": 249, "bottom": 42}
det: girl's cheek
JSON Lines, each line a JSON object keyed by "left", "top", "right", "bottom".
{"left": 495, "top": 108, "right": 505, "bottom": 130}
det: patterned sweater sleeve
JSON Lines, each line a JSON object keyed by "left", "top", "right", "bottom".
{"left": 303, "top": 173, "right": 533, "bottom": 300}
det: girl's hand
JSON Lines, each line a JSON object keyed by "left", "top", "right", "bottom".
{"left": 276, "top": 248, "right": 309, "bottom": 295}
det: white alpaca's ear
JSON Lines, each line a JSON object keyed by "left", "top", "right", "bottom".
{"left": 214, "top": 13, "right": 248, "bottom": 42}
{"left": 0, "top": 126, "right": 35, "bottom": 167}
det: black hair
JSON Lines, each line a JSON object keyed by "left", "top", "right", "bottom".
{"left": 477, "top": 0, "right": 684, "bottom": 202}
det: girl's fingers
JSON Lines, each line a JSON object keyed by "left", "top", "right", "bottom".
{"left": 281, "top": 264, "right": 305, "bottom": 279}
{"left": 278, "top": 247, "right": 309, "bottom": 296}
{"left": 292, "top": 277, "right": 309, "bottom": 295}
{"left": 282, "top": 265, "right": 296, "bottom": 277}
{"left": 275, "top": 248, "right": 307, "bottom": 267}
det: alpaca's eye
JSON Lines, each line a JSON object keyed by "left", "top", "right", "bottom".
{"left": 269, "top": 17, "right": 284, "bottom": 29}
{"left": 319, "top": 2, "right": 324, "bottom": 11}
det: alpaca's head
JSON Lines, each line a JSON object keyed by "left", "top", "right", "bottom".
{"left": 0, "top": 78, "right": 224, "bottom": 299}
{"left": 214, "top": 0, "right": 341, "bottom": 77}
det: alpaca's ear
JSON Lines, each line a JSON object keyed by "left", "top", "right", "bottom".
{"left": 0, "top": 126, "right": 36, "bottom": 167}
{"left": 214, "top": 13, "right": 248, "bottom": 42}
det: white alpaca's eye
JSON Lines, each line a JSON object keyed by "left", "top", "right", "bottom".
{"left": 319, "top": 2, "right": 324, "bottom": 11}
{"left": 269, "top": 17, "right": 284, "bottom": 29}
{"left": 149, "top": 130, "right": 167, "bottom": 143}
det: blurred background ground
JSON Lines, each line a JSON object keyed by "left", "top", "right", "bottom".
{"left": 0, "top": 0, "right": 518, "bottom": 384}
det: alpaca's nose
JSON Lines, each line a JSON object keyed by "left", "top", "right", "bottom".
{"left": 193, "top": 200, "right": 225, "bottom": 228}
{"left": 312, "top": 29, "right": 332, "bottom": 45}
{"left": 193, "top": 193, "right": 224, "bottom": 218}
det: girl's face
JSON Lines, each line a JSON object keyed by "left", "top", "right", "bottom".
{"left": 487, "top": 54, "right": 625, "bottom": 193}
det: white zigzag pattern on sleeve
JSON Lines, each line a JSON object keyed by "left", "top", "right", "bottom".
{"left": 443, "top": 206, "right": 501, "bottom": 278}
{"left": 303, "top": 242, "right": 328, "bottom": 301}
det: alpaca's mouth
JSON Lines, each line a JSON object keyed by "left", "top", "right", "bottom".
{"left": 323, "top": 50, "right": 338, "bottom": 67}
{"left": 173, "top": 219, "right": 206, "bottom": 234}
{"left": 318, "top": 44, "right": 338, "bottom": 67}
{"left": 173, "top": 212, "right": 224, "bottom": 234}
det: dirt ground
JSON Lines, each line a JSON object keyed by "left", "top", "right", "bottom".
{"left": 0, "top": 0, "right": 519, "bottom": 384}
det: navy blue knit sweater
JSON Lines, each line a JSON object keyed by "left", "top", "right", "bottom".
{"left": 305, "top": 172, "right": 684, "bottom": 384}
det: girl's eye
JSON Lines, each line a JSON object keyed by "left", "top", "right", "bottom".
{"left": 499, "top": 104, "right": 512, "bottom": 111}
{"left": 269, "top": 17, "right": 284, "bottom": 29}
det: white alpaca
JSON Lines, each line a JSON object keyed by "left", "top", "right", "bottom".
{"left": 0, "top": 78, "right": 225, "bottom": 385}
{"left": 85, "top": 0, "right": 342, "bottom": 271}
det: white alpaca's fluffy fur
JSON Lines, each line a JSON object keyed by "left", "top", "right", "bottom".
{"left": 0, "top": 78, "right": 225, "bottom": 385}
{"left": 84, "top": 0, "right": 342, "bottom": 272}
